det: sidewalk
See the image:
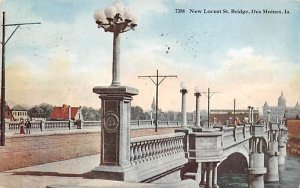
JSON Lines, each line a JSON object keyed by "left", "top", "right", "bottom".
{"left": 0, "top": 154, "right": 123, "bottom": 188}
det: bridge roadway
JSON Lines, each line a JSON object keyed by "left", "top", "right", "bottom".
{"left": 1, "top": 118, "right": 288, "bottom": 188}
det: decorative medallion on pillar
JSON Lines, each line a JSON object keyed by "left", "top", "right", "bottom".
{"left": 103, "top": 111, "right": 119, "bottom": 165}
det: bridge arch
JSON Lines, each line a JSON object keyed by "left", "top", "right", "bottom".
{"left": 218, "top": 151, "right": 248, "bottom": 175}
{"left": 218, "top": 140, "right": 250, "bottom": 175}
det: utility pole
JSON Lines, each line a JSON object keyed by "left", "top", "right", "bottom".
{"left": 138, "top": 69, "right": 177, "bottom": 132}
{"left": 234, "top": 98, "right": 236, "bottom": 125}
{"left": 202, "top": 88, "right": 219, "bottom": 128}
{"left": 0, "top": 12, "right": 40, "bottom": 146}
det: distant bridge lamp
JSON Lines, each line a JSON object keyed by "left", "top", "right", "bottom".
{"left": 194, "top": 86, "right": 201, "bottom": 127}
{"left": 93, "top": 1, "right": 138, "bottom": 86}
{"left": 180, "top": 82, "right": 188, "bottom": 128}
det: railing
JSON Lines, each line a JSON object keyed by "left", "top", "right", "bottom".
{"left": 7, "top": 119, "right": 184, "bottom": 133}
{"left": 222, "top": 124, "right": 252, "bottom": 148}
{"left": 31, "top": 121, "right": 42, "bottom": 130}
{"left": 130, "top": 120, "right": 182, "bottom": 129}
{"left": 8, "top": 122, "right": 20, "bottom": 131}
{"left": 45, "top": 121, "right": 70, "bottom": 130}
{"left": 130, "top": 132, "right": 185, "bottom": 165}
{"left": 222, "top": 126, "right": 235, "bottom": 148}
{"left": 82, "top": 121, "right": 101, "bottom": 128}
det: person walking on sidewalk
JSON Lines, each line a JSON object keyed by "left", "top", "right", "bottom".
{"left": 19, "top": 119, "right": 25, "bottom": 134}
{"left": 25, "top": 119, "right": 31, "bottom": 134}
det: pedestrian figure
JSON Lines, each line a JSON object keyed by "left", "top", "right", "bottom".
{"left": 19, "top": 119, "right": 25, "bottom": 134}
{"left": 25, "top": 119, "right": 31, "bottom": 134}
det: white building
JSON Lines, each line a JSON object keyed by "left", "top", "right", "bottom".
{"left": 11, "top": 105, "right": 28, "bottom": 121}
{"left": 262, "top": 91, "right": 300, "bottom": 122}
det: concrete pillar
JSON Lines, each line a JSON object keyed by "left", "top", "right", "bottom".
{"left": 248, "top": 106, "right": 252, "bottom": 123}
{"left": 251, "top": 107, "right": 254, "bottom": 124}
{"left": 68, "top": 120, "right": 74, "bottom": 130}
{"left": 206, "top": 162, "right": 213, "bottom": 188}
{"left": 267, "top": 110, "right": 271, "bottom": 122}
{"left": 278, "top": 137, "right": 286, "bottom": 165}
{"left": 41, "top": 120, "right": 45, "bottom": 131}
{"left": 266, "top": 155, "right": 279, "bottom": 182}
{"left": 200, "top": 163, "right": 206, "bottom": 185}
{"left": 92, "top": 86, "right": 139, "bottom": 181}
{"left": 194, "top": 92, "right": 201, "bottom": 127}
{"left": 213, "top": 162, "right": 219, "bottom": 188}
{"left": 248, "top": 153, "right": 266, "bottom": 188}
{"left": 278, "top": 164, "right": 285, "bottom": 181}
{"left": 266, "top": 141, "right": 279, "bottom": 182}
{"left": 195, "top": 162, "right": 202, "bottom": 184}
{"left": 180, "top": 88, "right": 188, "bottom": 128}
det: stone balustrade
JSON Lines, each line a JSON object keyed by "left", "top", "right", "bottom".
{"left": 130, "top": 120, "right": 182, "bottom": 129}
{"left": 7, "top": 119, "right": 192, "bottom": 133}
{"left": 45, "top": 121, "right": 71, "bottom": 130}
{"left": 81, "top": 121, "right": 101, "bottom": 128}
{"left": 130, "top": 132, "right": 185, "bottom": 165}
{"left": 129, "top": 132, "right": 188, "bottom": 182}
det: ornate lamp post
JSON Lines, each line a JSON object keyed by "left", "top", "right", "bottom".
{"left": 180, "top": 82, "right": 188, "bottom": 128}
{"left": 194, "top": 86, "right": 201, "bottom": 127}
{"left": 92, "top": 1, "right": 139, "bottom": 181}
{"left": 93, "top": 1, "right": 138, "bottom": 86}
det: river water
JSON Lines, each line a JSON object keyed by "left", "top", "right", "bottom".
{"left": 218, "top": 157, "right": 300, "bottom": 188}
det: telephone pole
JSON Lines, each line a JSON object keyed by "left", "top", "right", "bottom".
{"left": 234, "top": 98, "right": 236, "bottom": 125}
{"left": 202, "top": 88, "right": 219, "bottom": 128}
{"left": 1, "top": 12, "right": 40, "bottom": 146}
{"left": 138, "top": 69, "right": 177, "bottom": 132}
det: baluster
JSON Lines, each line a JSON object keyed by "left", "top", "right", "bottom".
{"left": 130, "top": 143, "right": 135, "bottom": 165}
{"left": 181, "top": 136, "right": 185, "bottom": 152}
{"left": 150, "top": 140, "right": 155, "bottom": 160}
{"left": 144, "top": 141, "right": 149, "bottom": 161}
{"left": 176, "top": 137, "right": 180, "bottom": 153}
{"left": 155, "top": 140, "right": 160, "bottom": 159}
{"left": 169, "top": 138, "right": 173, "bottom": 155}
{"left": 155, "top": 140, "right": 161, "bottom": 158}
{"left": 164, "top": 139, "right": 168, "bottom": 155}
{"left": 141, "top": 141, "right": 146, "bottom": 162}
{"left": 161, "top": 139, "right": 166, "bottom": 156}
{"left": 133, "top": 143, "right": 139, "bottom": 164}
{"left": 137, "top": 142, "right": 142, "bottom": 163}
{"left": 166, "top": 138, "right": 171, "bottom": 155}
{"left": 171, "top": 137, "right": 175, "bottom": 155}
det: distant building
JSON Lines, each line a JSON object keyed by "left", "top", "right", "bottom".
{"left": 263, "top": 91, "right": 300, "bottom": 122}
{"left": 11, "top": 105, "right": 28, "bottom": 121}
{"left": 210, "top": 109, "right": 259, "bottom": 125}
{"left": 50, "top": 104, "right": 82, "bottom": 121}
{"left": 0, "top": 100, "right": 15, "bottom": 122}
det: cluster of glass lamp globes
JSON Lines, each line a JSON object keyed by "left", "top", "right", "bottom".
{"left": 93, "top": 1, "right": 138, "bottom": 32}
{"left": 180, "top": 82, "right": 201, "bottom": 94}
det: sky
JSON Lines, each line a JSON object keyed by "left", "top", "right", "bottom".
{"left": 0, "top": 0, "right": 299, "bottom": 113}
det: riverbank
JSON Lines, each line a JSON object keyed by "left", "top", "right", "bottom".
{"left": 287, "top": 135, "right": 300, "bottom": 157}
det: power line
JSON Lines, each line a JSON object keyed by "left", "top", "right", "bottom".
{"left": 138, "top": 69, "right": 177, "bottom": 132}
{"left": 1, "top": 12, "right": 41, "bottom": 146}
{"left": 201, "top": 88, "right": 220, "bottom": 128}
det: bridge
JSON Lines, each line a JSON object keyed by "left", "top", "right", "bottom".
{"left": 1, "top": 105, "right": 288, "bottom": 188}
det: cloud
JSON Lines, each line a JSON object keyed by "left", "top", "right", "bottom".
{"left": 129, "top": 0, "right": 169, "bottom": 14}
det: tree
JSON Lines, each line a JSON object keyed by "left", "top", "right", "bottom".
{"left": 28, "top": 103, "right": 53, "bottom": 119}
{"left": 130, "top": 106, "right": 151, "bottom": 120}
{"left": 39, "top": 103, "right": 53, "bottom": 118}
{"left": 131, "top": 106, "right": 144, "bottom": 120}
{"left": 27, "top": 106, "right": 43, "bottom": 118}
{"left": 81, "top": 106, "right": 101, "bottom": 121}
